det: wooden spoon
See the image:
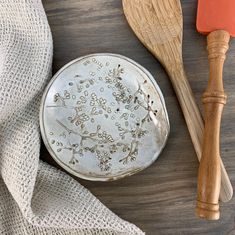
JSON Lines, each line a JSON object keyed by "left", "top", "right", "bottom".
{"left": 122, "top": 0, "right": 233, "bottom": 202}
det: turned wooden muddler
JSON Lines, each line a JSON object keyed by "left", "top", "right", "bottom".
{"left": 196, "top": 30, "right": 230, "bottom": 220}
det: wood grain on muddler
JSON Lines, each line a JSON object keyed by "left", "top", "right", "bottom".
{"left": 196, "top": 0, "right": 235, "bottom": 220}
{"left": 122, "top": 0, "right": 233, "bottom": 204}
{"left": 196, "top": 31, "right": 230, "bottom": 220}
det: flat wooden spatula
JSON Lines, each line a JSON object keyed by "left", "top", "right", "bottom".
{"left": 196, "top": 0, "right": 235, "bottom": 220}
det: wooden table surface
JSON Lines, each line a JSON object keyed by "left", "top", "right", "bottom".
{"left": 41, "top": 1, "right": 235, "bottom": 234}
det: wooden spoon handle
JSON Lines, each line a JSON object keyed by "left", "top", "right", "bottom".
{"left": 168, "top": 67, "right": 204, "bottom": 159}
{"left": 196, "top": 30, "right": 230, "bottom": 220}
{"left": 167, "top": 59, "right": 232, "bottom": 203}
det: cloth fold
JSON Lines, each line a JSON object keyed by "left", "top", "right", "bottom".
{"left": 0, "top": 1, "right": 144, "bottom": 234}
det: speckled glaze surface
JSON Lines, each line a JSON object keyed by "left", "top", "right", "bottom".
{"left": 40, "top": 53, "right": 170, "bottom": 181}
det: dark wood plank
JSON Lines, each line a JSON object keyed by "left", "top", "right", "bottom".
{"left": 41, "top": 0, "right": 235, "bottom": 234}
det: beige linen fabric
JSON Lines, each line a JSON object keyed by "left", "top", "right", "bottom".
{"left": 0, "top": 1, "right": 144, "bottom": 234}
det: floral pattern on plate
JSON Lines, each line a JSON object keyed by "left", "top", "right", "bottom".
{"left": 40, "top": 54, "right": 170, "bottom": 181}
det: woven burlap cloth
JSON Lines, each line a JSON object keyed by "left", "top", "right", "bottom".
{"left": 0, "top": 1, "right": 144, "bottom": 234}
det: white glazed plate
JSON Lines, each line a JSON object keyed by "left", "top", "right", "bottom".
{"left": 40, "top": 53, "right": 170, "bottom": 181}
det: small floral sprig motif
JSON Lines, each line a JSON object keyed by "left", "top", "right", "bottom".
{"left": 90, "top": 93, "right": 112, "bottom": 115}
{"left": 79, "top": 125, "right": 115, "bottom": 146}
{"left": 106, "top": 64, "right": 124, "bottom": 83}
{"left": 55, "top": 121, "right": 115, "bottom": 169}
{"left": 62, "top": 143, "right": 80, "bottom": 165}
{"left": 112, "top": 79, "right": 132, "bottom": 104}
{"left": 68, "top": 107, "right": 90, "bottom": 126}
{"left": 115, "top": 122, "right": 147, "bottom": 165}
{"left": 97, "top": 151, "right": 112, "bottom": 171}
{"left": 83, "top": 145, "right": 113, "bottom": 172}
{"left": 50, "top": 90, "right": 114, "bottom": 129}
{"left": 135, "top": 90, "right": 158, "bottom": 124}
{"left": 116, "top": 122, "right": 148, "bottom": 140}
{"left": 50, "top": 139, "right": 79, "bottom": 165}
{"left": 113, "top": 88, "right": 132, "bottom": 104}
{"left": 54, "top": 90, "right": 71, "bottom": 106}
{"left": 119, "top": 140, "right": 139, "bottom": 164}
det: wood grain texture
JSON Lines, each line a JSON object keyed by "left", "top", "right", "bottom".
{"left": 197, "top": 30, "right": 230, "bottom": 220}
{"left": 41, "top": 0, "right": 235, "bottom": 234}
{"left": 122, "top": 0, "right": 232, "bottom": 203}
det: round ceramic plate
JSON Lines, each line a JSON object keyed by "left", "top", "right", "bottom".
{"left": 40, "top": 53, "right": 170, "bottom": 181}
